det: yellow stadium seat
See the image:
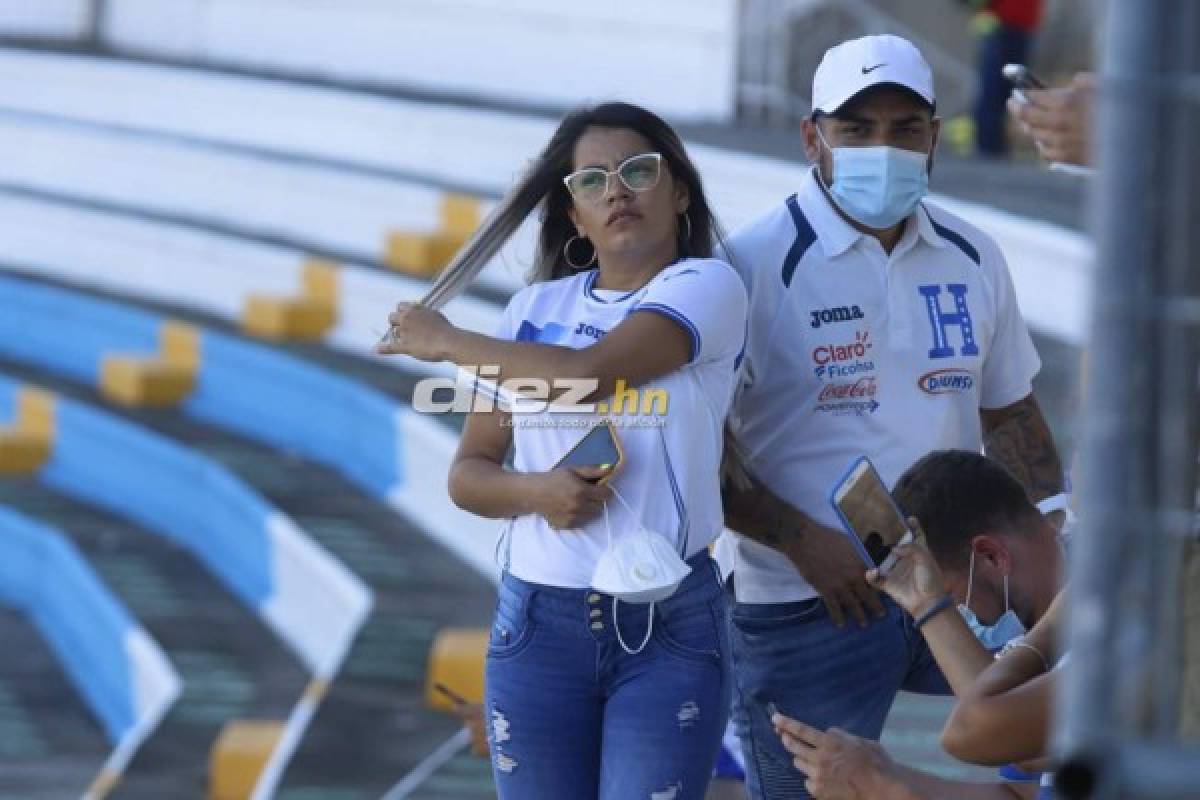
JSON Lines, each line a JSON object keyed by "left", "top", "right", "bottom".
{"left": 0, "top": 389, "right": 55, "bottom": 475}
{"left": 100, "top": 359, "right": 195, "bottom": 407}
{"left": 99, "top": 322, "right": 200, "bottom": 408}
{"left": 240, "top": 259, "right": 340, "bottom": 341}
{"left": 424, "top": 627, "right": 489, "bottom": 713}
{"left": 0, "top": 433, "right": 51, "bottom": 475}
{"left": 208, "top": 720, "right": 285, "bottom": 800}
{"left": 162, "top": 320, "right": 202, "bottom": 371}
{"left": 17, "top": 388, "right": 54, "bottom": 439}
{"left": 241, "top": 296, "right": 336, "bottom": 341}
{"left": 383, "top": 193, "right": 481, "bottom": 276}
{"left": 383, "top": 231, "right": 464, "bottom": 276}
{"left": 440, "top": 194, "right": 482, "bottom": 239}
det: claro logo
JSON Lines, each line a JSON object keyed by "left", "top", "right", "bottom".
{"left": 813, "top": 331, "right": 872, "bottom": 365}
{"left": 918, "top": 368, "right": 975, "bottom": 395}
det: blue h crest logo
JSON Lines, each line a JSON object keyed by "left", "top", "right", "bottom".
{"left": 919, "top": 284, "right": 979, "bottom": 359}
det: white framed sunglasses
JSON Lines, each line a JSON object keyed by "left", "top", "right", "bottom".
{"left": 563, "top": 152, "right": 664, "bottom": 202}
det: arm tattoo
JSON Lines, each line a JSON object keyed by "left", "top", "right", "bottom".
{"left": 721, "top": 478, "right": 800, "bottom": 548}
{"left": 981, "top": 394, "right": 1065, "bottom": 502}
{"left": 720, "top": 428, "right": 809, "bottom": 551}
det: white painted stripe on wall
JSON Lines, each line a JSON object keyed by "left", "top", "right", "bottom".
{"left": 85, "top": 628, "right": 182, "bottom": 800}
{"left": 259, "top": 512, "right": 373, "bottom": 678}
{"left": 388, "top": 408, "right": 503, "bottom": 586}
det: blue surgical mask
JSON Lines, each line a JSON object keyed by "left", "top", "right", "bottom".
{"left": 958, "top": 549, "right": 1026, "bottom": 651}
{"left": 816, "top": 127, "right": 929, "bottom": 230}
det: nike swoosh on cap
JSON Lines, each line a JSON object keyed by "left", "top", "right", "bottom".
{"left": 862, "top": 63, "right": 886, "bottom": 74}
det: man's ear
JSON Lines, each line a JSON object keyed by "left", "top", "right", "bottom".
{"left": 801, "top": 117, "right": 823, "bottom": 164}
{"left": 928, "top": 116, "right": 942, "bottom": 172}
{"left": 971, "top": 534, "right": 1012, "bottom": 575}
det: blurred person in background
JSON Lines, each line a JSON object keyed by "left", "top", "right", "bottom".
{"left": 380, "top": 102, "right": 747, "bottom": 799}
{"left": 962, "top": 0, "right": 1045, "bottom": 157}
{"left": 1008, "top": 73, "right": 1095, "bottom": 167}
{"left": 772, "top": 449, "right": 1067, "bottom": 799}
{"left": 717, "top": 34, "right": 1065, "bottom": 799}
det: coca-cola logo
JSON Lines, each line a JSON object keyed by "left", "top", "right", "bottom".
{"left": 818, "top": 376, "right": 877, "bottom": 402}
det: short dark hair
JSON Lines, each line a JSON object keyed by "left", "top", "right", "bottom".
{"left": 892, "top": 450, "right": 1039, "bottom": 570}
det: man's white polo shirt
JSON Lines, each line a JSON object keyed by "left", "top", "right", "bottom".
{"left": 719, "top": 168, "right": 1041, "bottom": 603}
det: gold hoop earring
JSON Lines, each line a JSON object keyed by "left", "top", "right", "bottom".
{"left": 678, "top": 213, "right": 693, "bottom": 255}
{"left": 564, "top": 235, "right": 597, "bottom": 270}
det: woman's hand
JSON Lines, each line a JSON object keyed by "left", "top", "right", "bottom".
{"left": 376, "top": 303, "right": 457, "bottom": 361}
{"left": 533, "top": 466, "right": 613, "bottom": 530}
{"left": 865, "top": 518, "right": 946, "bottom": 619}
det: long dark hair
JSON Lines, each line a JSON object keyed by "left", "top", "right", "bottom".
{"left": 418, "top": 102, "right": 723, "bottom": 309}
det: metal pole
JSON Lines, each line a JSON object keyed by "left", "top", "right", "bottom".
{"left": 380, "top": 728, "right": 471, "bottom": 800}
{"left": 1055, "top": 0, "right": 1168, "bottom": 796}
{"left": 1148, "top": 0, "right": 1200, "bottom": 738}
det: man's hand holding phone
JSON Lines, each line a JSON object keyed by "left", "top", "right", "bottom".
{"left": 865, "top": 517, "right": 948, "bottom": 620}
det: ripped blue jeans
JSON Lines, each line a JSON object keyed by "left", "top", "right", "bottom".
{"left": 484, "top": 553, "right": 731, "bottom": 799}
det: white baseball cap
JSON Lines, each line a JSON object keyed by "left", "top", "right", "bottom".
{"left": 812, "top": 34, "right": 935, "bottom": 116}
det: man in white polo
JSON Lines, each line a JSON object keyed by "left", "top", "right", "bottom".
{"left": 718, "top": 34, "right": 1066, "bottom": 799}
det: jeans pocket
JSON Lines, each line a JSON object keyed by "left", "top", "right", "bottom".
{"left": 487, "top": 586, "right": 537, "bottom": 661}
{"left": 731, "top": 597, "right": 825, "bottom": 634}
{"left": 655, "top": 597, "right": 724, "bottom": 666}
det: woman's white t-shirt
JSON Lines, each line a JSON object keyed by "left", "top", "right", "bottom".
{"left": 488, "top": 258, "right": 748, "bottom": 588}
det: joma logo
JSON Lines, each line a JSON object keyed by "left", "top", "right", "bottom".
{"left": 810, "top": 305, "right": 865, "bottom": 329}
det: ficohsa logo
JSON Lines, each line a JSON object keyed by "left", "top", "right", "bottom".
{"left": 918, "top": 369, "right": 975, "bottom": 395}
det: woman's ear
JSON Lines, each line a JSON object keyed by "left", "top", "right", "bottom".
{"left": 674, "top": 179, "right": 691, "bottom": 216}
{"left": 566, "top": 204, "right": 585, "bottom": 237}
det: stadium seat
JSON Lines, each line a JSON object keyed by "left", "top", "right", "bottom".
{"left": 208, "top": 720, "right": 285, "bottom": 800}
{"left": 241, "top": 259, "right": 340, "bottom": 341}
{"left": 0, "top": 388, "right": 54, "bottom": 474}
{"left": 384, "top": 193, "right": 481, "bottom": 276}
{"left": 424, "top": 627, "right": 488, "bottom": 713}
{"left": 100, "top": 321, "right": 200, "bottom": 407}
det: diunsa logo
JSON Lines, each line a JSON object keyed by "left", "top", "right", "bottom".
{"left": 918, "top": 369, "right": 975, "bottom": 395}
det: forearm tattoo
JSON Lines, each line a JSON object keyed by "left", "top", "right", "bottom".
{"left": 719, "top": 442, "right": 806, "bottom": 551}
{"left": 982, "top": 395, "right": 1065, "bottom": 502}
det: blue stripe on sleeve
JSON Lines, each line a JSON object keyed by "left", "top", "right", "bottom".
{"left": 633, "top": 303, "right": 701, "bottom": 363}
{"left": 926, "top": 209, "right": 982, "bottom": 265}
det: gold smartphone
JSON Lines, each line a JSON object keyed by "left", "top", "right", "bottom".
{"left": 552, "top": 420, "right": 625, "bottom": 485}
{"left": 830, "top": 456, "right": 912, "bottom": 572}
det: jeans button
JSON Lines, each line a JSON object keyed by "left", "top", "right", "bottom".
{"left": 589, "top": 609, "right": 602, "bottom": 619}
{"left": 590, "top": 621, "right": 604, "bottom": 631}
{"left": 587, "top": 593, "right": 602, "bottom": 604}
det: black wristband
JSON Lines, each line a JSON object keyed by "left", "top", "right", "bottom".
{"left": 913, "top": 595, "right": 955, "bottom": 630}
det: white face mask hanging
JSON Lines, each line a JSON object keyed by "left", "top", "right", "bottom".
{"left": 591, "top": 483, "right": 692, "bottom": 655}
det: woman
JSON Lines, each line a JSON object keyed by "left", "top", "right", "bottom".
{"left": 379, "top": 102, "right": 747, "bottom": 799}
